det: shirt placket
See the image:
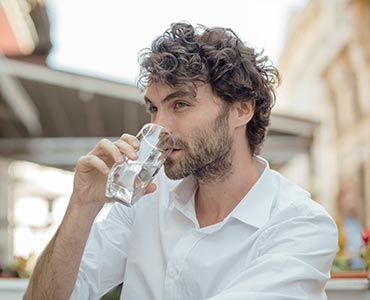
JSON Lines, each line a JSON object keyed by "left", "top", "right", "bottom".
{"left": 163, "top": 229, "right": 206, "bottom": 300}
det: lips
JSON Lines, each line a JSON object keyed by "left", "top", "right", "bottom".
{"left": 170, "top": 148, "right": 181, "bottom": 156}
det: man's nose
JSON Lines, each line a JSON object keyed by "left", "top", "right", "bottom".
{"left": 152, "top": 111, "right": 173, "bottom": 133}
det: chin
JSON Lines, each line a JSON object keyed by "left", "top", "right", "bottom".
{"left": 164, "top": 162, "right": 188, "bottom": 181}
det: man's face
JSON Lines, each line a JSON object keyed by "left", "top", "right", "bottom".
{"left": 144, "top": 82, "right": 233, "bottom": 182}
{"left": 164, "top": 105, "right": 232, "bottom": 182}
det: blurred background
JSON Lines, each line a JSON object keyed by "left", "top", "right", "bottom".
{"left": 0, "top": 0, "right": 369, "bottom": 285}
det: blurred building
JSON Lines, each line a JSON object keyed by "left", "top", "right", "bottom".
{"left": 0, "top": 0, "right": 149, "bottom": 267}
{"left": 276, "top": 0, "right": 370, "bottom": 224}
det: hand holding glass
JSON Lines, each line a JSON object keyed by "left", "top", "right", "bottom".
{"left": 105, "top": 123, "right": 174, "bottom": 207}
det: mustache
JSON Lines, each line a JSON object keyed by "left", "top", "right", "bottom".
{"left": 157, "top": 135, "right": 189, "bottom": 152}
{"left": 172, "top": 137, "right": 189, "bottom": 150}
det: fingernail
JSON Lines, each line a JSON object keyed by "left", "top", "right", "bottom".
{"left": 133, "top": 140, "right": 140, "bottom": 148}
{"left": 130, "top": 151, "right": 138, "bottom": 158}
{"left": 117, "top": 155, "right": 125, "bottom": 163}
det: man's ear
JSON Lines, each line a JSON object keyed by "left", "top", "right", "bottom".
{"left": 234, "top": 100, "right": 255, "bottom": 127}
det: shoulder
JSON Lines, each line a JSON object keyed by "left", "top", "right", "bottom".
{"left": 269, "top": 169, "right": 330, "bottom": 219}
{"left": 263, "top": 169, "right": 338, "bottom": 245}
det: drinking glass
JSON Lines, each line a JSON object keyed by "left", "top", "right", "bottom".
{"left": 105, "top": 123, "right": 174, "bottom": 206}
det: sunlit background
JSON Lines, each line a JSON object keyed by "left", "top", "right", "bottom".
{"left": 47, "top": 0, "right": 307, "bottom": 82}
{"left": 0, "top": 0, "right": 369, "bottom": 298}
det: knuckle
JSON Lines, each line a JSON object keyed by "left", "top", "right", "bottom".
{"left": 76, "top": 156, "right": 84, "bottom": 164}
{"left": 76, "top": 155, "right": 91, "bottom": 168}
{"left": 85, "top": 155, "right": 94, "bottom": 162}
{"left": 79, "top": 155, "right": 93, "bottom": 163}
{"left": 114, "top": 139, "right": 127, "bottom": 148}
{"left": 120, "top": 133, "right": 134, "bottom": 140}
{"left": 78, "top": 154, "right": 88, "bottom": 162}
{"left": 99, "top": 138, "right": 110, "bottom": 146}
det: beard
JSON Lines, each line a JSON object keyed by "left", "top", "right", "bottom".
{"left": 164, "top": 107, "right": 233, "bottom": 183}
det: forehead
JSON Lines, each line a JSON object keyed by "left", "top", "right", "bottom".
{"left": 144, "top": 81, "right": 222, "bottom": 105}
{"left": 145, "top": 82, "right": 194, "bottom": 100}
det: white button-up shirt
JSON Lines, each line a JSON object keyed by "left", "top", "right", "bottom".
{"left": 71, "top": 157, "right": 338, "bottom": 300}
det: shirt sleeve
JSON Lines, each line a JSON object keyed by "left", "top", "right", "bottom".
{"left": 205, "top": 209, "right": 338, "bottom": 300}
{"left": 70, "top": 203, "right": 135, "bottom": 300}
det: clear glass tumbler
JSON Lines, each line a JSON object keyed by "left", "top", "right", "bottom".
{"left": 105, "top": 123, "right": 174, "bottom": 206}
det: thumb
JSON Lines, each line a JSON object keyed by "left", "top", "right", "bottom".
{"left": 144, "top": 182, "right": 157, "bottom": 195}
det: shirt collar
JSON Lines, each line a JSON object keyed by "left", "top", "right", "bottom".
{"left": 169, "top": 175, "right": 197, "bottom": 210}
{"left": 169, "top": 156, "right": 277, "bottom": 229}
{"left": 231, "top": 156, "right": 277, "bottom": 228}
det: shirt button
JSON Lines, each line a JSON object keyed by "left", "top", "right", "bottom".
{"left": 168, "top": 268, "right": 178, "bottom": 278}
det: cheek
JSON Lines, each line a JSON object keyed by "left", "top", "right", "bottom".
{"left": 172, "top": 110, "right": 221, "bottom": 144}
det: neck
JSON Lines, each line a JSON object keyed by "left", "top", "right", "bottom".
{"left": 195, "top": 137, "right": 260, "bottom": 228}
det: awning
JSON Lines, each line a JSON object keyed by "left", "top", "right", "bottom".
{"left": 0, "top": 56, "right": 317, "bottom": 170}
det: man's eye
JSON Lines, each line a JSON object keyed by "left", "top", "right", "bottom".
{"left": 146, "top": 106, "right": 157, "bottom": 113}
{"left": 174, "top": 102, "right": 189, "bottom": 109}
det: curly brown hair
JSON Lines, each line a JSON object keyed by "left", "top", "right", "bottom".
{"left": 138, "top": 22, "right": 280, "bottom": 155}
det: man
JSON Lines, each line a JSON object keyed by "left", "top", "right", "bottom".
{"left": 24, "top": 22, "right": 338, "bottom": 300}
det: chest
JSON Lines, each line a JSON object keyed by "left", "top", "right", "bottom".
{"left": 121, "top": 205, "right": 260, "bottom": 300}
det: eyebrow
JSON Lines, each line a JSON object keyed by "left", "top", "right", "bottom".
{"left": 144, "top": 90, "right": 197, "bottom": 106}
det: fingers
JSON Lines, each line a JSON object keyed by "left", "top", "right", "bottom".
{"left": 114, "top": 140, "right": 138, "bottom": 161}
{"left": 88, "top": 134, "right": 139, "bottom": 165}
{"left": 113, "top": 133, "right": 140, "bottom": 160}
{"left": 79, "top": 133, "right": 140, "bottom": 176}
{"left": 120, "top": 133, "right": 140, "bottom": 149}
{"left": 89, "top": 138, "right": 124, "bottom": 163}
{"left": 77, "top": 155, "right": 110, "bottom": 174}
